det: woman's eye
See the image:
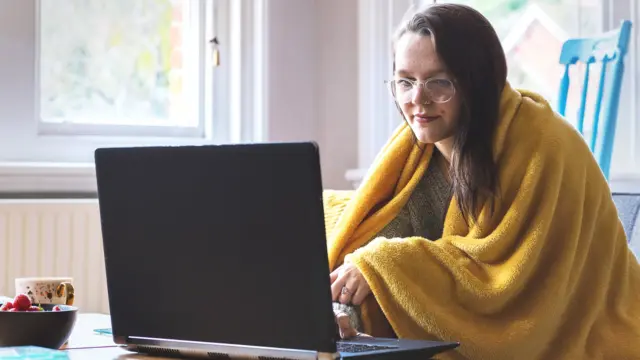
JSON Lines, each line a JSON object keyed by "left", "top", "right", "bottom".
{"left": 397, "top": 80, "right": 413, "bottom": 89}
{"left": 431, "top": 79, "right": 452, "bottom": 88}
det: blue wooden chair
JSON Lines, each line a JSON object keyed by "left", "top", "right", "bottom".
{"left": 557, "top": 20, "right": 632, "bottom": 181}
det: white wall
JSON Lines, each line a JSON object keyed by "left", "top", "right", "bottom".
{"left": 0, "top": 1, "right": 37, "bottom": 161}
{"left": 264, "top": 0, "right": 358, "bottom": 190}
{"left": 264, "top": 0, "right": 319, "bottom": 144}
{"left": 316, "top": 0, "right": 359, "bottom": 190}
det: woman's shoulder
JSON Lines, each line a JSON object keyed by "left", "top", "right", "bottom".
{"left": 505, "top": 91, "right": 591, "bottom": 160}
{"left": 492, "top": 89, "right": 606, "bottom": 188}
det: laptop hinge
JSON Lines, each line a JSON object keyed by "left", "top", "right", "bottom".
{"left": 113, "top": 335, "right": 127, "bottom": 345}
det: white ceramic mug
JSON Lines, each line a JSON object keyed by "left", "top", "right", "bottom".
{"left": 14, "top": 277, "right": 75, "bottom": 305}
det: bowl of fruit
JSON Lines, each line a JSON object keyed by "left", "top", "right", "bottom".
{"left": 0, "top": 294, "right": 78, "bottom": 349}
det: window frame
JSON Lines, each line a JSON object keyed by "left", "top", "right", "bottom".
{"left": 0, "top": 0, "right": 266, "bottom": 194}
{"left": 603, "top": 0, "right": 640, "bottom": 187}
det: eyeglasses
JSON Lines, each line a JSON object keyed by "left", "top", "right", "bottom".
{"left": 386, "top": 77, "right": 456, "bottom": 104}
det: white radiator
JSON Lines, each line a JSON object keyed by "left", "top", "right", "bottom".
{"left": 0, "top": 200, "right": 109, "bottom": 314}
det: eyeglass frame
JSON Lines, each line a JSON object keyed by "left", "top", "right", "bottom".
{"left": 384, "top": 77, "right": 457, "bottom": 104}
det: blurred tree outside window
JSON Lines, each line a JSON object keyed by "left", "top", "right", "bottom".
{"left": 39, "top": 0, "right": 204, "bottom": 134}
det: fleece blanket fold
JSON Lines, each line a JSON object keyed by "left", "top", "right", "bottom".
{"left": 323, "top": 83, "right": 640, "bottom": 359}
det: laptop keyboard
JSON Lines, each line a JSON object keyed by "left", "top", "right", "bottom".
{"left": 337, "top": 341, "right": 398, "bottom": 353}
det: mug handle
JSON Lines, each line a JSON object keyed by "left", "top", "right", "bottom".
{"left": 55, "top": 282, "right": 75, "bottom": 306}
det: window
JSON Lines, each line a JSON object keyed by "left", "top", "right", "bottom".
{"left": 38, "top": 0, "right": 209, "bottom": 138}
{"left": 0, "top": 0, "right": 264, "bottom": 193}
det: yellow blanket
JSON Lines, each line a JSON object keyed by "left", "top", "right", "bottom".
{"left": 323, "top": 83, "right": 640, "bottom": 359}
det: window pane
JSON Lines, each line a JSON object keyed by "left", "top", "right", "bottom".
{"left": 420, "top": 0, "right": 602, "bottom": 117}
{"left": 39, "top": 0, "right": 196, "bottom": 127}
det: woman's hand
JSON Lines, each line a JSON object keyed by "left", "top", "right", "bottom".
{"left": 330, "top": 262, "right": 371, "bottom": 305}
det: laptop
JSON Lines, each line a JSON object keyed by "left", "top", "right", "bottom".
{"left": 94, "top": 142, "right": 460, "bottom": 359}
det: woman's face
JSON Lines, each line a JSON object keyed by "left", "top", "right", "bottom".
{"left": 393, "top": 32, "right": 461, "bottom": 145}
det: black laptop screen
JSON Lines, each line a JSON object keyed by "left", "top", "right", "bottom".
{"left": 94, "top": 143, "right": 337, "bottom": 353}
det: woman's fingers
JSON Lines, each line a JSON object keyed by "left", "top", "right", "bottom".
{"left": 331, "top": 271, "right": 347, "bottom": 301}
{"left": 335, "top": 311, "right": 358, "bottom": 339}
{"left": 339, "top": 278, "right": 359, "bottom": 305}
{"left": 338, "top": 285, "right": 352, "bottom": 305}
{"left": 329, "top": 267, "right": 340, "bottom": 283}
{"left": 351, "top": 282, "right": 370, "bottom": 306}
{"left": 331, "top": 263, "right": 371, "bottom": 305}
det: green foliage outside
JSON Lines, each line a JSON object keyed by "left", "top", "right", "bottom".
{"left": 40, "top": 0, "right": 178, "bottom": 124}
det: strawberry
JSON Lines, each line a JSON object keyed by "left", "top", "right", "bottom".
{"left": 28, "top": 306, "right": 44, "bottom": 312}
{"left": 12, "top": 294, "right": 31, "bottom": 311}
{"left": 9, "top": 308, "right": 20, "bottom": 312}
{"left": 0, "top": 303, "right": 10, "bottom": 311}
{"left": 52, "top": 305, "right": 62, "bottom": 311}
{"left": 0, "top": 301, "right": 13, "bottom": 311}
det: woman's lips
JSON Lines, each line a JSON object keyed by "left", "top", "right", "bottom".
{"left": 414, "top": 115, "right": 440, "bottom": 124}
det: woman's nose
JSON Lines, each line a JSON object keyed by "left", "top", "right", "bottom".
{"left": 411, "top": 84, "right": 431, "bottom": 105}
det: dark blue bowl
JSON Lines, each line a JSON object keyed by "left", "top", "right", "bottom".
{"left": 0, "top": 302, "right": 78, "bottom": 349}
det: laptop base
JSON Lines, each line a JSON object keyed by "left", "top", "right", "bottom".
{"left": 119, "top": 335, "right": 459, "bottom": 360}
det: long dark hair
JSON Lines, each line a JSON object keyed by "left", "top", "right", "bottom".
{"left": 393, "top": 4, "right": 506, "bottom": 222}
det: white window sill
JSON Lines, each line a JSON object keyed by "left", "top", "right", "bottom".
{"left": 0, "top": 162, "right": 96, "bottom": 194}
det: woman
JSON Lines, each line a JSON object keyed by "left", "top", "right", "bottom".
{"left": 324, "top": 3, "right": 640, "bottom": 359}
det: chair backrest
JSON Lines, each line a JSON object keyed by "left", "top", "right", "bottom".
{"left": 557, "top": 21, "right": 632, "bottom": 181}
{"left": 611, "top": 192, "right": 640, "bottom": 257}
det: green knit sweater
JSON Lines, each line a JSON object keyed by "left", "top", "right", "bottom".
{"left": 334, "top": 152, "right": 453, "bottom": 332}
